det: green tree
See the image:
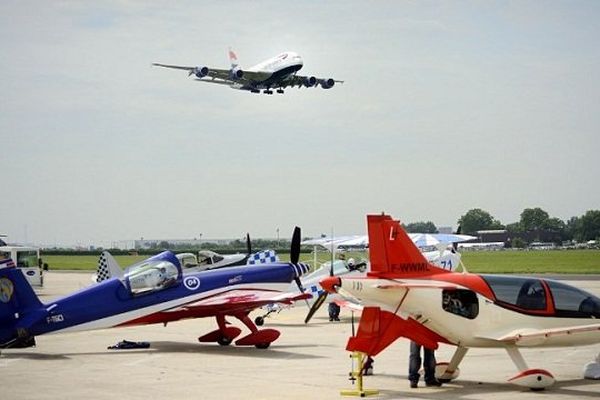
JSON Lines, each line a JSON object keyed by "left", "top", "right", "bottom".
{"left": 511, "top": 237, "right": 527, "bottom": 249}
{"left": 505, "top": 222, "right": 523, "bottom": 234}
{"left": 565, "top": 216, "right": 581, "bottom": 241}
{"left": 579, "top": 210, "right": 600, "bottom": 241}
{"left": 457, "top": 208, "right": 504, "bottom": 235}
{"left": 519, "top": 207, "right": 550, "bottom": 231}
{"left": 404, "top": 221, "right": 438, "bottom": 233}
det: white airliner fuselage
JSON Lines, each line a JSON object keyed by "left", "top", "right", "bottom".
{"left": 153, "top": 50, "right": 340, "bottom": 94}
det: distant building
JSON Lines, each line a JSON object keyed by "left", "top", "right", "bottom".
{"left": 470, "top": 229, "right": 563, "bottom": 248}
{"left": 477, "top": 230, "right": 510, "bottom": 243}
{"left": 437, "top": 226, "right": 453, "bottom": 234}
{"left": 133, "top": 238, "right": 205, "bottom": 250}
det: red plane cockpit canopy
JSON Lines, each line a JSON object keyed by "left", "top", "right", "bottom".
{"left": 545, "top": 279, "right": 600, "bottom": 318}
{"left": 482, "top": 275, "right": 600, "bottom": 318}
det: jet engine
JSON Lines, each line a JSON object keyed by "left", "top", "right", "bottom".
{"left": 229, "top": 67, "right": 244, "bottom": 80}
{"left": 191, "top": 66, "right": 209, "bottom": 78}
{"left": 319, "top": 78, "right": 335, "bottom": 89}
{"left": 303, "top": 76, "right": 317, "bottom": 87}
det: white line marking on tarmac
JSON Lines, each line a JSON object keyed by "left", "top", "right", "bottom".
{"left": 123, "top": 354, "right": 163, "bottom": 366}
{"left": 0, "top": 358, "right": 21, "bottom": 367}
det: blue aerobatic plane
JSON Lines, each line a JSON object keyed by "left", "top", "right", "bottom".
{"left": 0, "top": 228, "right": 310, "bottom": 350}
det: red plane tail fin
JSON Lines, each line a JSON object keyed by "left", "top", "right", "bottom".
{"left": 367, "top": 214, "right": 448, "bottom": 278}
{"left": 346, "top": 307, "right": 445, "bottom": 356}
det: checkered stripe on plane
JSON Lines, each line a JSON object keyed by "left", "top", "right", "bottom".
{"left": 309, "top": 284, "right": 324, "bottom": 297}
{"left": 247, "top": 250, "right": 279, "bottom": 265}
{"left": 96, "top": 253, "right": 111, "bottom": 282}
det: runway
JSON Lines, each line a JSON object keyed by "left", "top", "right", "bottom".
{"left": 2, "top": 271, "right": 599, "bottom": 399}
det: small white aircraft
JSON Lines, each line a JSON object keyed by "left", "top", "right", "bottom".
{"left": 316, "top": 214, "right": 600, "bottom": 390}
{"left": 153, "top": 49, "right": 342, "bottom": 94}
{"left": 253, "top": 233, "right": 474, "bottom": 325}
{"left": 95, "top": 234, "right": 279, "bottom": 283}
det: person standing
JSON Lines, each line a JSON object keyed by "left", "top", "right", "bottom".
{"left": 408, "top": 341, "right": 441, "bottom": 388}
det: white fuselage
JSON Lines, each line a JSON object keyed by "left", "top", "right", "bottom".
{"left": 339, "top": 277, "right": 600, "bottom": 348}
{"left": 247, "top": 52, "right": 303, "bottom": 74}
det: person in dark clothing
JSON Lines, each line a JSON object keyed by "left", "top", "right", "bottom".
{"left": 408, "top": 341, "right": 442, "bottom": 388}
{"left": 328, "top": 301, "right": 340, "bottom": 321}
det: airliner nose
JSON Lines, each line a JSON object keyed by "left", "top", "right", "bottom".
{"left": 319, "top": 276, "right": 341, "bottom": 293}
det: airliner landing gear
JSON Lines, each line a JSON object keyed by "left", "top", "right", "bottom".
{"left": 263, "top": 89, "right": 273, "bottom": 95}
{"left": 276, "top": 89, "right": 284, "bottom": 94}
{"left": 250, "top": 89, "right": 260, "bottom": 94}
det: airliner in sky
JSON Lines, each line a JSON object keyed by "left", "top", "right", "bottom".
{"left": 153, "top": 49, "right": 342, "bottom": 94}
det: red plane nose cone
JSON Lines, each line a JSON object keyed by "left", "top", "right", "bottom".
{"left": 319, "top": 276, "right": 341, "bottom": 293}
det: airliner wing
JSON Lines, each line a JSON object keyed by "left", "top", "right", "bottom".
{"left": 477, "top": 323, "right": 600, "bottom": 347}
{"left": 152, "top": 63, "right": 196, "bottom": 72}
{"left": 202, "top": 68, "right": 270, "bottom": 83}
{"left": 153, "top": 63, "right": 270, "bottom": 85}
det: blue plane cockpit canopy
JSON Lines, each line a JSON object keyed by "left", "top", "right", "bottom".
{"left": 123, "top": 251, "right": 181, "bottom": 295}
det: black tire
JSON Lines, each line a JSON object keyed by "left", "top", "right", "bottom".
{"left": 217, "top": 336, "right": 232, "bottom": 346}
{"left": 254, "top": 316, "right": 265, "bottom": 326}
{"left": 255, "top": 342, "right": 270, "bottom": 349}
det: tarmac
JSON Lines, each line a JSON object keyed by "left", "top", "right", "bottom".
{"left": 1, "top": 271, "right": 599, "bottom": 400}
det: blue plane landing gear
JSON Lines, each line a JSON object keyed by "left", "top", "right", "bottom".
{"left": 198, "top": 313, "right": 279, "bottom": 349}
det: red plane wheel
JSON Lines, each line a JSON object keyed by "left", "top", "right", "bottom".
{"left": 255, "top": 342, "right": 270, "bottom": 349}
{"left": 217, "top": 336, "right": 233, "bottom": 346}
{"left": 254, "top": 316, "right": 265, "bottom": 326}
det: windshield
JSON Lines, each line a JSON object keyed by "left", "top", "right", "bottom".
{"left": 481, "top": 275, "right": 547, "bottom": 311}
{"left": 198, "top": 251, "right": 217, "bottom": 265}
{"left": 125, "top": 258, "right": 179, "bottom": 295}
{"left": 546, "top": 280, "right": 600, "bottom": 318}
{"left": 16, "top": 251, "right": 38, "bottom": 269}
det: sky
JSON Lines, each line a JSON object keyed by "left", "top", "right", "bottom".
{"left": 1, "top": 1, "right": 599, "bottom": 247}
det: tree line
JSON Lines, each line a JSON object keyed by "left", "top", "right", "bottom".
{"left": 406, "top": 208, "right": 600, "bottom": 245}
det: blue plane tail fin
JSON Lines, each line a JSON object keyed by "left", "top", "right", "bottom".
{"left": 96, "top": 251, "right": 123, "bottom": 282}
{"left": 0, "top": 259, "right": 43, "bottom": 346}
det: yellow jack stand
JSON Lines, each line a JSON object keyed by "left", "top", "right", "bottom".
{"left": 340, "top": 352, "right": 379, "bottom": 397}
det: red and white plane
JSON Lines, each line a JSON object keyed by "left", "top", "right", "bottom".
{"left": 318, "top": 213, "right": 600, "bottom": 389}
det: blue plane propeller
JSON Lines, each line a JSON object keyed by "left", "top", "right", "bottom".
{"left": 0, "top": 227, "right": 310, "bottom": 350}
